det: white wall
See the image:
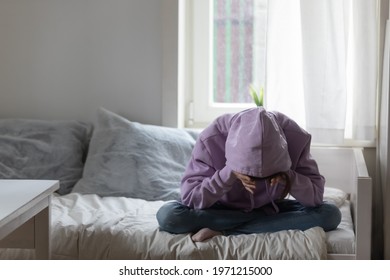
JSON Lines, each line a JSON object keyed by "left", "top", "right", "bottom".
{"left": 0, "top": 0, "right": 178, "bottom": 126}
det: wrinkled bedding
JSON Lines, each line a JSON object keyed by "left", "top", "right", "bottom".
{"left": 1, "top": 193, "right": 328, "bottom": 260}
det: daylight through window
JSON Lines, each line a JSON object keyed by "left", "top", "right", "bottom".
{"left": 212, "top": 0, "right": 267, "bottom": 104}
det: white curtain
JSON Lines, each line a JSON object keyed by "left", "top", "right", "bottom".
{"left": 266, "top": 0, "right": 378, "bottom": 145}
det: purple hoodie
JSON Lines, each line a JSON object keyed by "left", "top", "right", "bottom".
{"left": 180, "top": 107, "right": 325, "bottom": 212}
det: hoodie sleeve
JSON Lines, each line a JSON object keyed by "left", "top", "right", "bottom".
{"left": 273, "top": 111, "right": 324, "bottom": 207}
{"left": 287, "top": 143, "right": 325, "bottom": 207}
{"left": 180, "top": 137, "right": 237, "bottom": 210}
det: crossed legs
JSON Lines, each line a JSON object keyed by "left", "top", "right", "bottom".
{"left": 156, "top": 200, "right": 341, "bottom": 242}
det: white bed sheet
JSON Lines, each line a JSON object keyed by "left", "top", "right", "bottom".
{"left": 326, "top": 200, "right": 355, "bottom": 254}
{"left": 51, "top": 194, "right": 327, "bottom": 259}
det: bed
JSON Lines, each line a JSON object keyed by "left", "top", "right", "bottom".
{"left": 0, "top": 108, "right": 372, "bottom": 260}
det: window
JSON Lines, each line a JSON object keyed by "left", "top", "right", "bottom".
{"left": 182, "top": 0, "right": 378, "bottom": 146}
{"left": 184, "top": 0, "right": 267, "bottom": 127}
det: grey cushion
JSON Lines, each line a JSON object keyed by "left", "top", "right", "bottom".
{"left": 72, "top": 108, "right": 198, "bottom": 201}
{"left": 0, "top": 119, "right": 92, "bottom": 194}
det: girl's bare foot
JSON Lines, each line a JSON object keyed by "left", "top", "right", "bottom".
{"left": 191, "top": 228, "right": 222, "bottom": 242}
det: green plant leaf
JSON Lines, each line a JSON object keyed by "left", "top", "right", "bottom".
{"left": 249, "top": 84, "right": 263, "bottom": 107}
{"left": 259, "top": 87, "right": 264, "bottom": 106}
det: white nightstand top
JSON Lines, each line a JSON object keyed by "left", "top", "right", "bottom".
{"left": 0, "top": 179, "right": 59, "bottom": 228}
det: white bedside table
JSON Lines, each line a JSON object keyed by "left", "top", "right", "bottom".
{"left": 0, "top": 180, "right": 59, "bottom": 259}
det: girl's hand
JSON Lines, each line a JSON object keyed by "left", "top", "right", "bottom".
{"left": 233, "top": 171, "right": 256, "bottom": 194}
{"left": 269, "top": 174, "right": 287, "bottom": 187}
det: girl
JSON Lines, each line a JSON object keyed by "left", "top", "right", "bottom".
{"left": 157, "top": 107, "right": 341, "bottom": 242}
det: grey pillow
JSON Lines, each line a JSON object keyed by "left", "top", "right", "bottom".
{"left": 72, "top": 108, "right": 197, "bottom": 201}
{"left": 0, "top": 119, "right": 92, "bottom": 195}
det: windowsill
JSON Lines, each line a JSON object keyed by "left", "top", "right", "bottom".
{"left": 311, "top": 140, "right": 376, "bottom": 149}
{"left": 186, "top": 125, "right": 376, "bottom": 149}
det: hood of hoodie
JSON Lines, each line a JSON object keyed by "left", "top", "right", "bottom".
{"left": 225, "top": 107, "right": 292, "bottom": 178}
